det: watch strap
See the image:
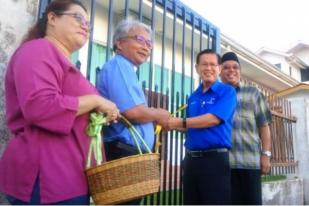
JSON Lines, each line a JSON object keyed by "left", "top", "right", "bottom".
{"left": 262, "top": 150, "right": 272, "bottom": 157}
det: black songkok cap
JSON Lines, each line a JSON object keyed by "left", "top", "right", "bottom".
{"left": 221, "top": 52, "right": 239, "bottom": 64}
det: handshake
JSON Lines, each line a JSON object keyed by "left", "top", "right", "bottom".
{"left": 153, "top": 105, "right": 187, "bottom": 132}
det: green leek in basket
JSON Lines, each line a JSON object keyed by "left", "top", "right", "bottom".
{"left": 86, "top": 112, "right": 152, "bottom": 169}
{"left": 86, "top": 112, "right": 108, "bottom": 168}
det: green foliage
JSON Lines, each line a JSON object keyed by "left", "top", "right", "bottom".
{"left": 262, "top": 175, "right": 287, "bottom": 182}
{"left": 141, "top": 189, "right": 182, "bottom": 205}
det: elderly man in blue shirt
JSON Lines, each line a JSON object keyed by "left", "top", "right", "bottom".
{"left": 97, "top": 19, "right": 170, "bottom": 205}
{"left": 168, "top": 49, "right": 237, "bottom": 205}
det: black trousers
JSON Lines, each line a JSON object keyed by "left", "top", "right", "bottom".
{"left": 104, "top": 141, "right": 142, "bottom": 205}
{"left": 231, "top": 168, "right": 262, "bottom": 205}
{"left": 183, "top": 151, "right": 231, "bottom": 205}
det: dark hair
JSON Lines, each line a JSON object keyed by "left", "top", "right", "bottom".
{"left": 22, "top": 0, "right": 87, "bottom": 43}
{"left": 196, "top": 49, "right": 221, "bottom": 65}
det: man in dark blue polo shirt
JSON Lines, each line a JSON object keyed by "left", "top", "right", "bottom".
{"left": 167, "top": 49, "right": 237, "bottom": 204}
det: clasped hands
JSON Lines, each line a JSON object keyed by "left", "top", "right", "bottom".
{"left": 154, "top": 108, "right": 184, "bottom": 132}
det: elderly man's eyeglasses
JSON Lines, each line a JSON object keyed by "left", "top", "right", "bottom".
{"left": 58, "top": 12, "right": 92, "bottom": 30}
{"left": 124, "top": 35, "right": 153, "bottom": 48}
{"left": 222, "top": 65, "right": 240, "bottom": 70}
{"left": 199, "top": 63, "right": 218, "bottom": 68}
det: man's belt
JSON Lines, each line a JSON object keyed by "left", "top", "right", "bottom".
{"left": 187, "top": 148, "right": 228, "bottom": 157}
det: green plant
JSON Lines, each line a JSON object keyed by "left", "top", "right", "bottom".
{"left": 262, "top": 175, "right": 287, "bottom": 182}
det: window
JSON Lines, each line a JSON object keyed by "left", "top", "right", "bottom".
{"left": 274, "top": 63, "right": 281, "bottom": 70}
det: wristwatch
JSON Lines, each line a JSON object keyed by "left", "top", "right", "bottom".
{"left": 182, "top": 117, "right": 187, "bottom": 128}
{"left": 261, "top": 150, "right": 272, "bottom": 157}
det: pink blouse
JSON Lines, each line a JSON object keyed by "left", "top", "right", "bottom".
{"left": 0, "top": 38, "right": 97, "bottom": 203}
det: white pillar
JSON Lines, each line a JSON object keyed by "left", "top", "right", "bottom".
{"left": 289, "top": 97, "right": 309, "bottom": 204}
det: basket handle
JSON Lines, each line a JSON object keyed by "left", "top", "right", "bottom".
{"left": 154, "top": 104, "right": 187, "bottom": 153}
{"left": 119, "top": 115, "right": 152, "bottom": 154}
{"left": 86, "top": 113, "right": 153, "bottom": 168}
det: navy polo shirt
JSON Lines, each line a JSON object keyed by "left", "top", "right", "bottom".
{"left": 185, "top": 80, "right": 237, "bottom": 150}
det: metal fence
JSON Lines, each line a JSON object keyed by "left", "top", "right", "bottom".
{"left": 38, "top": 0, "right": 297, "bottom": 205}
{"left": 243, "top": 79, "right": 298, "bottom": 176}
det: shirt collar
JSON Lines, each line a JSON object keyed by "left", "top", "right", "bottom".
{"left": 197, "top": 80, "right": 221, "bottom": 94}
{"left": 235, "top": 81, "right": 243, "bottom": 92}
{"left": 116, "top": 53, "right": 135, "bottom": 67}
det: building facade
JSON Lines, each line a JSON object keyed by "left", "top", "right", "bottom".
{"left": 257, "top": 42, "right": 309, "bottom": 82}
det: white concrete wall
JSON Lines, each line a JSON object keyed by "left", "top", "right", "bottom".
{"left": 291, "top": 65, "right": 301, "bottom": 81}
{"left": 259, "top": 52, "right": 302, "bottom": 81}
{"left": 260, "top": 53, "right": 288, "bottom": 70}
{"left": 262, "top": 178, "right": 304, "bottom": 205}
{"left": 284, "top": 94, "right": 309, "bottom": 204}
{"left": 293, "top": 47, "right": 309, "bottom": 65}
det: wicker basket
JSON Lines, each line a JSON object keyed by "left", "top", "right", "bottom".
{"left": 86, "top": 153, "right": 160, "bottom": 205}
{"left": 85, "top": 114, "right": 160, "bottom": 205}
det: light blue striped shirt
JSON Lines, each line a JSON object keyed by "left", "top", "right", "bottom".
{"left": 97, "top": 54, "right": 155, "bottom": 150}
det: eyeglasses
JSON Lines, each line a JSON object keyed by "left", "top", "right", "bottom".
{"left": 58, "top": 12, "right": 91, "bottom": 30}
{"left": 199, "top": 63, "right": 218, "bottom": 68}
{"left": 123, "top": 35, "right": 153, "bottom": 48}
{"left": 222, "top": 64, "right": 240, "bottom": 70}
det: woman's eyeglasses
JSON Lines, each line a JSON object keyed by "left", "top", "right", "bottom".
{"left": 58, "top": 12, "right": 92, "bottom": 30}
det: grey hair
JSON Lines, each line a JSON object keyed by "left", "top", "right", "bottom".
{"left": 112, "top": 19, "right": 152, "bottom": 52}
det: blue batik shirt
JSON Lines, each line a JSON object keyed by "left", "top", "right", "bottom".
{"left": 185, "top": 80, "right": 237, "bottom": 150}
{"left": 97, "top": 54, "right": 155, "bottom": 150}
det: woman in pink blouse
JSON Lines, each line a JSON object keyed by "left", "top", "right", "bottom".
{"left": 0, "top": 0, "right": 119, "bottom": 204}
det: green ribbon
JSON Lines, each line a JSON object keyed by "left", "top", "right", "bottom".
{"left": 86, "top": 113, "right": 152, "bottom": 169}
{"left": 86, "top": 112, "right": 107, "bottom": 168}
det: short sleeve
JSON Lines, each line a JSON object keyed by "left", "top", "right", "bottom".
{"left": 98, "top": 57, "right": 145, "bottom": 113}
{"left": 255, "top": 91, "right": 272, "bottom": 127}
